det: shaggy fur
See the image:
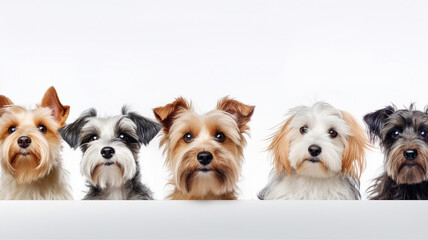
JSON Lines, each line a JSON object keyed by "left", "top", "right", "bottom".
{"left": 259, "top": 102, "right": 369, "bottom": 200}
{"left": 60, "top": 107, "right": 160, "bottom": 200}
{"left": 364, "top": 104, "right": 428, "bottom": 200}
{"left": 0, "top": 87, "right": 72, "bottom": 200}
{"left": 153, "top": 97, "right": 254, "bottom": 200}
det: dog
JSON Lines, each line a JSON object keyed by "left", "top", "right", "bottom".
{"left": 153, "top": 97, "right": 254, "bottom": 200}
{"left": 364, "top": 104, "right": 428, "bottom": 200}
{"left": 59, "top": 107, "right": 160, "bottom": 200}
{"left": 258, "top": 102, "right": 369, "bottom": 200}
{"left": 0, "top": 86, "right": 72, "bottom": 200}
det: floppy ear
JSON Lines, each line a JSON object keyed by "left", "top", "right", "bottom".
{"left": 41, "top": 86, "right": 70, "bottom": 127}
{"left": 123, "top": 107, "right": 161, "bottom": 146}
{"left": 268, "top": 116, "right": 294, "bottom": 175}
{"left": 341, "top": 111, "right": 370, "bottom": 179}
{"left": 363, "top": 106, "right": 395, "bottom": 142}
{"left": 0, "top": 95, "right": 13, "bottom": 117}
{"left": 153, "top": 97, "right": 191, "bottom": 133}
{"left": 217, "top": 97, "right": 255, "bottom": 133}
{"left": 59, "top": 108, "right": 97, "bottom": 149}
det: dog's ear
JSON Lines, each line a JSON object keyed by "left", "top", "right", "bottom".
{"left": 217, "top": 97, "right": 255, "bottom": 133}
{"left": 41, "top": 86, "right": 70, "bottom": 127}
{"left": 123, "top": 107, "right": 161, "bottom": 146}
{"left": 59, "top": 108, "right": 97, "bottom": 149}
{"left": 0, "top": 95, "right": 13, "bottom": 117}
{"left": 363, "top": 106, "right": 395, "bottom": 142}
{"left": 153, "top": 97, "right": 191, "bottom": 133}
{"left": 268, "top": 116, "right": 294, "bottom": 175}
{"left": 341, "top": 111, "right": 370, "bottom": 179}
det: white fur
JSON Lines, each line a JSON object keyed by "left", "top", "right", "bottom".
{"left": 80, "top": 116, "right": 136, "bottom": 190}
{"left": 261, "top": 102, "right": 360, "bottom": 200}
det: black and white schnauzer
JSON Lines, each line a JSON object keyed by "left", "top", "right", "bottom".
{"left": 364, "top": 104, "right": 428, "bottom": 200}
{"left": 60, "top": 107, "right": 161, "bottom": 200}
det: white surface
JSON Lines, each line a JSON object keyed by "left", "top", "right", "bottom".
{"left": 0, "top": 0, "right": 427, "bottom": 201}
{"left": 0, "top": 201, "right": 427, "bottom": 240}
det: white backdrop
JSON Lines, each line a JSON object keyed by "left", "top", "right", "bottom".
{"left": 0, "top": 0, "right": 427, "bottom": 200}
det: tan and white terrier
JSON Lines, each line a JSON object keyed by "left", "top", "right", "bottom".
{"left": 153, "top": 97, "right": 254, "bottom": 200}
{"left": 0, "top": 87, "right": 72, "bottom": 200}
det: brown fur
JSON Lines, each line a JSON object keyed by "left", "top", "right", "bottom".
{"left": 154, "top": 97, "right": 254, "bottom": 200}
{"left": 268, "top": 116, "right": 294, "bottom": 175}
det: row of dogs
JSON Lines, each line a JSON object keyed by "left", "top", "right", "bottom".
{"left": 0, "top": 87, "right": 427, "bottom": 200}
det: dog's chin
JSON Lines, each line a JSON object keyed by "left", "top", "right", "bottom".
{"left": 91, "top": 162, "right": 125, "bottom": 189}
{"left": 295, "top": 158, "right": 331, "bottom": 178}
{"left": 181, "top": 168, "right": 230, "bottom": 196}
{"left": 395, "top": 162, "right": 427, "bottom": 184}
{"left": 9, "top": 153, "right": 50, "bottom": 184}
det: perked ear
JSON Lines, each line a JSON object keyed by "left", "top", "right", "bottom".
{"left": 268, "top": 116, "right": 294, "bottom": 175}
{"left": 123, "top": 106, "right": 161, "bottom": 146}
{"left": 59, "top": 108, "right": 97, "bottom": 149}
{"left": 153, "top": 97, "right": 191, "bottom": 133}
{"left": 0, "top": 95, "right": 13, "bottom": 117}
{"left": 217, "top": 97, "right": 255, "bottom": 133}
{"left": 41, "top": 86, "right": 70, "bottom": 127}
{"left": 341, "top": 111, "right": 370, "bottom": 179}
{"left": 363, "top": 106, "right": 395, "bottom": 142}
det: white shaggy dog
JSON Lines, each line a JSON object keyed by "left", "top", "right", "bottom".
{"left": 258, "top": 102, "right": 369, "bottom": 200}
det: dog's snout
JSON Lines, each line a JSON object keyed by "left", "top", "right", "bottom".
{"left": 101, "top": 147, "right": 115, "bottom": 159}
{"left": 404, "top": 149, "right": 418, "bottom": 161}
{"left": 17, "top": 136, "right": 31, "bottom": 149}
{"left": 197, "top": 151, "right": 213, "bottom": 166}
{"left": 308, "top": 145, "right": 322, "bottom": 157}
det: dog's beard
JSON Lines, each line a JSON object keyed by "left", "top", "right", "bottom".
{"left": 174, "top": 148, "right": 240, "bottom": 197}
{"left": 387, "top": 145, "right": 428, "bottom": 184}
{"left": 81, "top": 145, "right": 136, "bottom": 189}
{"left": 289, "top": 141, "right": 344, "bottom": 178}
{"left": 1, "top": 135, "right": 56, "bottom": 184}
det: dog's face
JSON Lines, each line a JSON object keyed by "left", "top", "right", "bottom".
{"left": 60, "top": 107, "right": 161, "bottom": 189}
{"left": 364, "top": 105, "right": 428, "bottom": 184}
{"left": 0, "top": 87, "right": 70, "bottom": 184}
{"left": 270, "top": 102, "right": 368, "bottom": 179}
{"left": 154, "top": 97, "right": 254, "bottom": 197}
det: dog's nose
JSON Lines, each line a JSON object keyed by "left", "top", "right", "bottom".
{"left": 197, "top": 151, "right": 213, "bottom": 166}
{"left": 17, "top": 136, "right": 31, "bottom": 149}
{"left": 404, "top": 149, "right": 418, "bottom": 160}
{"left": 101, "top": 147, "right": 115, "bottom": 159}
{"left": 308, "top": 145, "right": 322, "bottom": 157}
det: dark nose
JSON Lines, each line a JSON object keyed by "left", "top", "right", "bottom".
{"left": 308, "top": 145, "right": 322, "bottom": 157}
{"left": 197, "top": 151, "right": 213, "bottom": 166}
{"left": 404, "top": 149, "right": 418, "bottom": 161}
{"left": 17, "top": 136, "right": 31, "bottom": 149}
{"left": 101, "top": 147, "right": 115, "bottom": 159}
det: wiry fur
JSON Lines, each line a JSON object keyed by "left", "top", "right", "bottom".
{"left": 154, "top": 97, "right": 254, "bottom": 200}
{"left": 60, "top": 106, "right": 160, "bottom": 200}
{"left": 259, "top": 102, "right": 369, "bottom": 200}
{"left": 0, "top": 87, "right": 72, "bottom": 200}
{"left": 364, "top": 104, "right": 428, "bottom": 200}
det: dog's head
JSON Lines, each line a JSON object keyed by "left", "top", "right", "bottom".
{"left": 270, "top": 102, "right": 368, "bottom": 179}
{"left": 60, "top": 107, "right": 161, "bottom": 189}
{"left": 364, "top": 105, "right": 428, "bottom": 184}
{"left": 153, "top": 97, "right": 254, "bottom": 198}
{"left": 0, "top": 87, "right": 69, "bottom": 184}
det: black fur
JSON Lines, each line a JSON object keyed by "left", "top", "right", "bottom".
{"left": 122, "top": 106, "right": 161, "bottom": 146}
{"left": 59, "top": 108, "right": 97, "bottom": 149}
{"left": 363, "top": 105, "right": 395, "bottom": 142}
{"left": 368, "top": 173, "right": 428, "bottom": 200}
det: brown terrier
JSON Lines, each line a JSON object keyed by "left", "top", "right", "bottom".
{"left": 153, "top": 97, "right": 254, "bottom": 200}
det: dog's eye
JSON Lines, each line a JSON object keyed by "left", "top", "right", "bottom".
{"left": 90, "top": 135, "right": 99, "bottom": 142}
{"left": 421, "top": 130, "right": 427, "bottom": 137}
{"left": 38, "top": 125, "right": 47, "bottom": 134}
{"left": 119, "top": 133, "right": 128, "bottom": 141}
{"left": 8, "top": 126, "right": 16, "bottom": 134}
{"left": 392, "top": 129, "right": 400, "bottom": 138}
{"left": 329, "top": 129, "right": 338, "bottom": 138}
{"left": 215, "top": 132, "right": 226, "bottom": 143}
{"left": 183, "top": 133, "right": 194, "bottom": 143}
{"left": 300, "top": 126, "right": 308, "bottom": 134}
